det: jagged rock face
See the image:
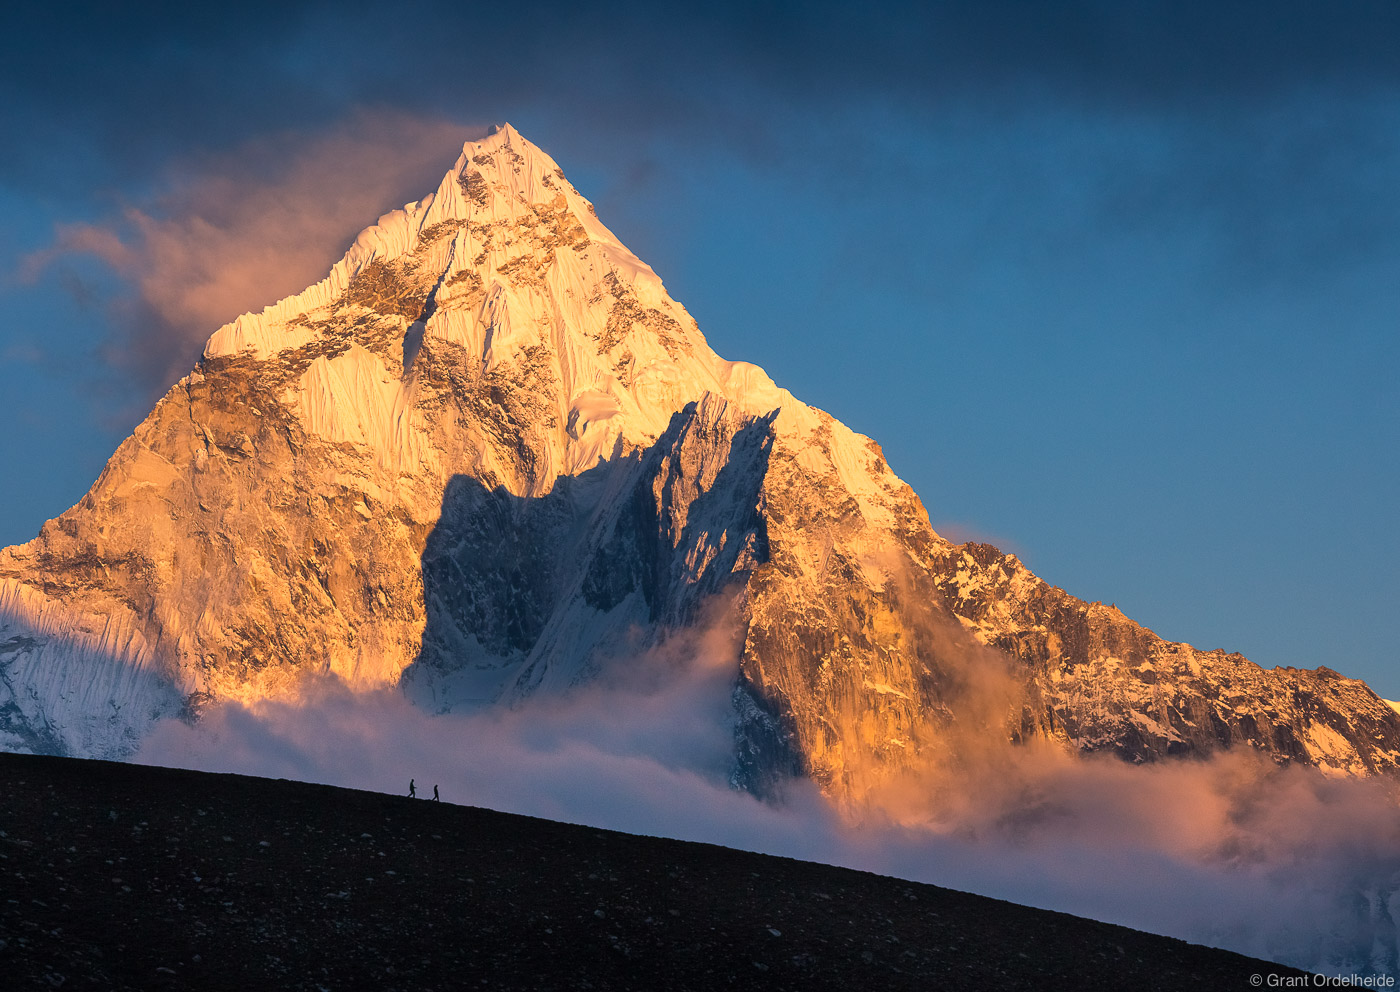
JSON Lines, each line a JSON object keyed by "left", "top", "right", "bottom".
{"left": 928, "top": 542, "right": 1400, "bottom": 775}
{"left": 2, "top": 124, "right": 1398, "bottom": 801}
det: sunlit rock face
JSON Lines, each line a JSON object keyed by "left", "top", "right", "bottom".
{"left": 928, "top": 543, "right": 1400, "bottom": 776}
{"left": 2, "top": 124, "right": 1397, "bottom": 798}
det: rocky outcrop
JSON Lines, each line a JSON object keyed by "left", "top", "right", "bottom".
{"left": 2, "top": 123, "right": 1397, "bottom": 803}
{"left": 928, "top": 542, "right": 1400, "bottom": 775}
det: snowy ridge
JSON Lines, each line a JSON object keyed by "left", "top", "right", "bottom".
{"left": 927, "top": 542, "right": 1400, "bottom": 777}
{"left": 205, "top": 125, "right": 663, "bottom": 364}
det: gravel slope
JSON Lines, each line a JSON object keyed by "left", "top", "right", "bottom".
{"left": 0, "top": 752, "right": 1311, "bottom": 991}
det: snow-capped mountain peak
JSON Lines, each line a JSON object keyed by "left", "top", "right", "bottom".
{"left": 2, "top": 126, "right": 1398, "bottom": 804}
{"left": 201, "top": 122, "right": 809, "bottom": 490}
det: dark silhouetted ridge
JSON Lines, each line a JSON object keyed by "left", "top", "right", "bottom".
{"left": 0, "top": 752, "right": 1311, "bottom": 991}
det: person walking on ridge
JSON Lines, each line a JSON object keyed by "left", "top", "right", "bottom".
{"left": 408, "top": 778, "right": 417, "bottom": 799}
{"left": 433, "top": 784, "right": 440, "bottom": 802}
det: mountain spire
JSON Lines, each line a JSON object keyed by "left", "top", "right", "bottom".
{"left": 3, "top": 126, "right": 1398, "bottom": 800}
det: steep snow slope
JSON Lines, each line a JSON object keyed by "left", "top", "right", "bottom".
{"left": 1, "top": 124, "right": 1396, "bottom": 801}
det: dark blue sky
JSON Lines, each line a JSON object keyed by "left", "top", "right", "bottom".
{"left": 3, "top": 1, "right": 1398, "bottom": 692}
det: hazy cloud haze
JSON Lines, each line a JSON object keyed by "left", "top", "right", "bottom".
{"left": 20, "top": 111, "right": 473, "bottom": 411}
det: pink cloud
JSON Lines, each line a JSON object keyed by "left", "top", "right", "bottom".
{"left": 22, "top": 109, "right": 479, "bottom": 413}
{"left": 930, "top": 518, "right": 1029, "bottom": 558}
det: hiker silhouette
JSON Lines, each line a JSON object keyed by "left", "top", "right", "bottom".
{"left": 409, "top": 778, "right": 417, "bottom": 799}
{"left": 433, "top": 784, "right": 440, "bottom": 802}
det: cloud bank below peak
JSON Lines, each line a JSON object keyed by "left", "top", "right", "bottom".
{"left": 136, "top": 643, "right": 1400, "bottom": 979}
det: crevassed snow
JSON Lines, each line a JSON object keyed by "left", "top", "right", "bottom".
{"left": 0, "top": 580, "right": 181, "bottom": 757}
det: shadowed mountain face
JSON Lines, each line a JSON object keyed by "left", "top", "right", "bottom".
{"left": 0, "top": 123, "right": 1397, "bottom": 804}
{"left": 406, "top": 403, "right": 774, "bottom": 707}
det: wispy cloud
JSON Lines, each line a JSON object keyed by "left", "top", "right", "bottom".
{"left": 19, "top": 109, "right": 474, "bottom": 413}
{"left": 13, "top": 4, "right": 1400, "bottom": 413}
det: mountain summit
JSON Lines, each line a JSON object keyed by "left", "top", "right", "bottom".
{"left": 2, "top": 124, "right": 1397, "bottom": 801}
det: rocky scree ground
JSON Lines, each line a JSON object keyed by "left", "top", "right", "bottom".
{"left": 0, "top": 752, "right": 1313, "bottom": 991}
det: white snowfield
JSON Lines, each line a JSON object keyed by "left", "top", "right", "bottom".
{"left": 0, "top": 577, "right": 178, "bottom": 756}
